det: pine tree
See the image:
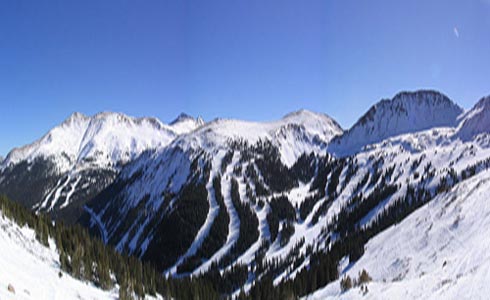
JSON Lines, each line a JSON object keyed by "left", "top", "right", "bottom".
{"left": 97, "top": 248, "right": 112, "bottom": 290}
{"left": 60, "top": 250, "right": 70, "bottom": 272}
{"left": 340, "top": 276, "right": 352, "bottom": 292}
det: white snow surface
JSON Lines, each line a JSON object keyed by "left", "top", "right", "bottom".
{"left": 0, "top": 212, "right": 116, "bottom": 300}
{"left": 306, "top": 169, "right": 490, "bottom": 300}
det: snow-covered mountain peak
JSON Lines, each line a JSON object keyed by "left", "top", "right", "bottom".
{"left": 173, "top": 110, "right": 342, "bottom": 167}
{"left": 62, "top": 112, "right": 89, "bottom": 125}
{"left": 169, "top": 113, "right": 205, "bottom": 135}
{"left": 475, "top": 95, "right": 490, "bottom": 107}
{"left": 170, "top": 113, "right": 195, "bottom": 124}
{"left": 282, "top": 108, "right": 318, "bottom": 119}
{"left": 89, "top": 112, "right": 167, "bottom": 130}
{"left": 178, "top": 110, "right": 341, "bottom": 148}
{"left": 329, "top": 90, "right": 464, "bottom": 155}
{"left": 358, "top": 90, "right": 461, "bottom": 126}
{"left": 281, "top": 109, "right": 343, "bottom": 137}
{"left": 1, "top": 112, "right": 177, "bottom": 172}
{"left": 457, "top": 95, "right": 490, "bottom": 140}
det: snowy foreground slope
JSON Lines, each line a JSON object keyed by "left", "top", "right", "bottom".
{"left": 0, "top": 212, "right": 116, "bottom": 300}
{"left": 307, "top": 169, "right": 490, "bottom": 300}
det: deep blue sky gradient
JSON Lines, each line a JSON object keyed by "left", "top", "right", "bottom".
{"left": 1, "top": 0, "right": 489, "bottom": 155}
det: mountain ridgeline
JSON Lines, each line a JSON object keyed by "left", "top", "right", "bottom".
{"left": 3, "top": 90, "right": 490, "bottom": 298}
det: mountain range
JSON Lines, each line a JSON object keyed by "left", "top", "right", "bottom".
{"left": 2, "top": 89, "right": 490, "bottom": 299}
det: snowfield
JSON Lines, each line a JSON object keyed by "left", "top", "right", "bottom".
{"left": 306, "top": 169, "right": 490, "bottom": 300}
{"left": 0, "top": 213, "right": 117, "bottom": 300}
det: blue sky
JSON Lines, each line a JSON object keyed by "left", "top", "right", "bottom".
{"left": 0, "top": 1, "right": 489, "bottom": 155}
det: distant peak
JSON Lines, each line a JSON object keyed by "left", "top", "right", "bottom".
{"left": 281, "top": 109, "right": 342, "bottom": 131}
{"left": 62, "top": 112, "right": 89, "bottom": 125}
{"left": 375, "top": 90, "right": 457, "bottom": 110}
{"left": 359, "top": 90, "right": 461, "bottom": 126}
{"left": 282, "top": 109, "right": 312, "bottom": 118}
{"left": 474, "top": 95, "right": 490, "bottom": 109}
{"left": 457, "top": 95, "right": 490, "bottom": 140}
{"left": 196, "top": 116, "right": 205, "bottom": 126}
{"left": 392, "top": 89, "right": 449, "bottom": 100}
{"left": 282, "top": 109, "right": 336, "bottom": 121}
{"left": 168, "top": 113, "right": 205, "bottom": 134}
{"left": 170, "top": 113, "right": 197, "bottom": 125}
{"left": 70, "top": 112, "right": 87, "bottom": 119}
{"left": 330, "top": 90, "right": 464, "bottom": 156}
{"left": 92, "top": 111, "right": 126, "bottom": 119}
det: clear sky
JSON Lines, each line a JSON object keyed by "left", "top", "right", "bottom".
{"left": 0, "top": 0, "right": 489, "bottom": 156}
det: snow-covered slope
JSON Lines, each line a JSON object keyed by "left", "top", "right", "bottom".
{"left": 307, "top": 169, "right": 490, "bottom": 300}
{"left": 0, "top": 212, "right": 116, "bottom": 300}
{"left": 329, "top": 90, "right": 464, "bottom": 155}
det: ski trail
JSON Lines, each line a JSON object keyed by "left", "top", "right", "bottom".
{"left": 48, "top": 175, "right": 71, "bottom": 211}
{"left": 60, "top": 176, "right": 81, "bottom": 209}
{"left": 193, "top": 153, "right": 241, "bottom": 274}
{"left": 36, "top": 177, "right": 64, "bottom": 211}
{"left": 169, "top": 152, "right": 224, "bottom": 276}
{"left": 232, "top": 176, "right": 269, "bottom": 267}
